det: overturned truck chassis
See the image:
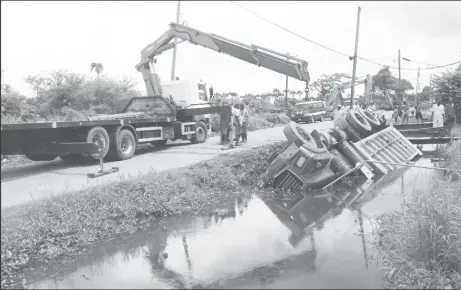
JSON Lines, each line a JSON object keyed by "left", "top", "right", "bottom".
{"left": 259, "top": 109, "right": 423, "bottom": 192}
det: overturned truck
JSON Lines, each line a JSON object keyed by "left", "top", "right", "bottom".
{"left": 258, "top": 109, "right": 422, "bottom": 191}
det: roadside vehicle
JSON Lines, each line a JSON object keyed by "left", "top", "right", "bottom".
{"left": 291, "top": 101, "right": 326, "bottom": 123}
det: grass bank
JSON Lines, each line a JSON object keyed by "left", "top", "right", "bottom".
{"left": 377, "top": 140, "right": 461, "bottom": 289}
{"left": 1, "top": 141, "right": 286, "bottom": 289}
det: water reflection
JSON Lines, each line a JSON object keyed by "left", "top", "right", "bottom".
{"left": 30, "top": 158, "right": 438, "bottom": 289}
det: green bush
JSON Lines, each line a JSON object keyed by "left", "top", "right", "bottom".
{"left": 377, "top": 141, "right": 461, "bottom": 289}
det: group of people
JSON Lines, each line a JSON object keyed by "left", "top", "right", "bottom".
{"left": 220, "top": 103, "right": 249, "bottom": 148}
{"left": 392, "top": 101, "right": 411, "bottom": 124}
{"left": 391, "top": 99, "right": 456, "bottom": 129}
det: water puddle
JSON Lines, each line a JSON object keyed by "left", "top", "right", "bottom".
{"left": 28, "top": 146, "right": 444, "bottom": 289}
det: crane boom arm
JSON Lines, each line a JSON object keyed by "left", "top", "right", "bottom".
{"left": 325, "top": 75, "right": 372, "bottom": 107}
{"left": 136, "top": 23, "right": 310, "bottom": 96}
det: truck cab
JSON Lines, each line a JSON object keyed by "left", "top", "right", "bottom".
{"left": 161, "top": 79, "right": 214, "bottom": 131}
{"left": 161, "top": 79, "right": 214, "bottom": 107}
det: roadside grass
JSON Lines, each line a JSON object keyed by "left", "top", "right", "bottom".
{"left": 0, "top": 141, "right": 286, "bottom": 289}
{"left": 377, "top": 140, "right": 461, "bottom": 289}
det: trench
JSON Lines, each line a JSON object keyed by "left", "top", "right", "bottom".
{"left": 26, "top": 144, "right": 444, "bottom": 289}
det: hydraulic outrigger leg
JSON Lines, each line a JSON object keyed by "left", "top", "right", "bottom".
{"left": 87, "top": 138, "right": 119, "bottom": 178}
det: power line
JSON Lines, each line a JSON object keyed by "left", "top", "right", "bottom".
{"left": 228, "top": 1, "right": 350, "bottom": 58}
{"left": 228, "top": 1, "right": 460, "bottom": 72}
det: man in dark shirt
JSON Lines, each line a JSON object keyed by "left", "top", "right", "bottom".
{"left": 402, "top": 101, "right": 410, "bottom": 124}
{"left": 415, "top": 103, "right": 423, "bottom": 123}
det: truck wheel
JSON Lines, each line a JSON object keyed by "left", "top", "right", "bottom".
{"left": 151, "top": 140, "right": 168, "bottom": 147}
{"left": 25, "top": 153, "right": 58, "bottom": 162}
{"left": 345, "top": 110, "right": 372, "bottom": 137}
{"left": 283, "top": 122, "right": 318, "bottom": 148}
{"left": 111, "top": 129, "right": 136, "bottom": 160}
{"left": 358, "top": 110, "right": 381, "bottom": 132}
{"left": 191, "top": 121, "right": 207, "bottom": 144}
{"left": 86, "top": 126, "right": 110, "bottom": 161}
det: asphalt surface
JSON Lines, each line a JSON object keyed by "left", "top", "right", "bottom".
{"left": 1, "top": 120, "right": 333, "bottom": 208}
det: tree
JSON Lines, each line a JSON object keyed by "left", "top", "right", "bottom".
{"left": 419, "top": 86, "right": 434, "bottom": 102}
{"left": 90, "top": 62, "right": 104, "bottom": 79}
{"left": 25, "top": 74, "right": 48, "bottom": 98}
{"left": 431, "top": 65, "right": 461, "bottom": 122}
{"left": 296, "top": 90, "right": 303, "bottom": 100}
{"left": 371, "top": 67, "right": 414, "bottom": 102}
{"left": 311, "top": 73, "right": 351, "bottom": 101}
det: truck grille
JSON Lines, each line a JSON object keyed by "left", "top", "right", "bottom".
{"left": 273, "top": 170, "right": 304, "bottom": 191}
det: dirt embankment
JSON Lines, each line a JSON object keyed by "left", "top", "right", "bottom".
{"left": 0, "top": 142, "right": 286, "bottom": 289}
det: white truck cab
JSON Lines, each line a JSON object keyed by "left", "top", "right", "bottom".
{"left": 160, "top": 79, "right": 215, "bottom": 132}
{"left": 161, "top": 79, "right": 214, "bottom": 108}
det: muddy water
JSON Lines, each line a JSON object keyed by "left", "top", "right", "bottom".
{"left": 29, "top": 146, "right": 443, "bottom": 289}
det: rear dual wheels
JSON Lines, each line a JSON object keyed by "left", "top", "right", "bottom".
{"left": 108, "top": 129, "right": 136, "bottom": 161}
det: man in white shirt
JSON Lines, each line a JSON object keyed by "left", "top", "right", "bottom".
{"left": 431, "top": 100, "right": 445, "bottom": 128}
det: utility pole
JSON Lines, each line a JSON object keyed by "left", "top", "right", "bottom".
{"left": 285, "top": 53, "right": 289, "bottom": 109}
{"left": 170, "top": 1, "right": 181, "bottom": 81}
{"left": 349, "top": 6, "right": 361, "bottom": 109}
{"left": 415, "top": 67, "right": 420, "bottom": 106}
{"left": 398, "top": 49, "right": 402, "bottom": 102}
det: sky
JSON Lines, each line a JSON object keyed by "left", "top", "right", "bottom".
{"left": 1, "top": 1, "right": 461, "bottom": 98}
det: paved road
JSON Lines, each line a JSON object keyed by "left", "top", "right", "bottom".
{"left": 1, "top": 121, "right": 333, "bottom": 208}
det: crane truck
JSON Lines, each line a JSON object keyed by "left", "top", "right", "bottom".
{"left": 324, "top": 75, "right": 373, "bottom": 119}
{"left": 1, "top": 23, "right": 310, "bottom": 163}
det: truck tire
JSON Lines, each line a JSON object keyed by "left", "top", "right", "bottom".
{"left": 283, "top": 122, "right": 319, "bottom": 149}
{"left": 151, "top": 140, "right": 168, "bottom": 147}
{"left": 191, "top": 121, "right": 207, "bottom": 144}
{"left": 25, "top": 153, "right": 58, "bottom": 162}
{"left": 358, "top": 110, "right": 381, "bottom": 132}
{"left": 111, "top": 129, "right": 136, "bottom": 160}
{"left": 345, "top": 110, "right": 372, "bottom": 136}
{"left": 86, "top": 126, "right": 110, "bottom": 161}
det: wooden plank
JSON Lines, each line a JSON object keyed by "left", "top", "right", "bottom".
{"left": 408, "top": 137, "right": 461, "bottom": 144}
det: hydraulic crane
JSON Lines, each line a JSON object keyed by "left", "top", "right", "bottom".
{"left": 135, "top": 23, "right": 311, "bottom": 98}
{"left": 325, "top": 74, "right": 373, "bottom": 109}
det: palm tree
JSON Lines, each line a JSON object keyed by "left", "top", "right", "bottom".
{"left": 90, "top": 62, "right": 104, "bottom": 79}
{"left": 296, "top": 90, "right": 303, "bottom": 100}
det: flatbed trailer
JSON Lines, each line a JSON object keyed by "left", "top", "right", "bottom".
{"left": 1, "top": 96, "right": 231, "bottom": 163}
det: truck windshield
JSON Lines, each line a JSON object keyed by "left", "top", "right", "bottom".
{"left": 197, "top": 83, "right": 208, "bottom": 101}
{"left": 125, "top": 98, "right": 170, "bottom": 113}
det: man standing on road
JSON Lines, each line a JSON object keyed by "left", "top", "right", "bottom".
{"left": 220, "top": 104, "right": 231, "bottom": 145}
{"left": 415, "top": 103, "right": 423, "bottom": 123}
{"left": 332, "top": 105, "right": 343, "bottom": 129}
{"left": 240, "top": 103, "right": 249, "bottom": 143}
{"left": 431, "top": 100, "right": 445, "bottom": 128}
{"left": 228, "top": 104, "right": 242, "bottom": 148}
{"left": 402, "top": 101, "right": 410, "bottom": 124}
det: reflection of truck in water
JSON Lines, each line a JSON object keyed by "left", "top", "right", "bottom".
{"left": 1, "top": 23, "right": 311, "bottom": 163}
